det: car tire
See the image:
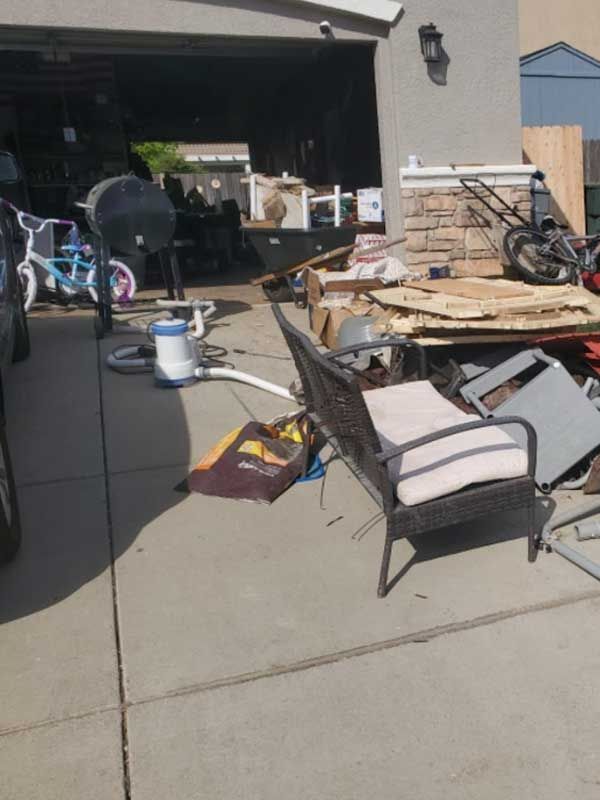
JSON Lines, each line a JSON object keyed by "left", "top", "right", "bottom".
{"left": 12, "top": 292, "right": 30, "bottom": 362}
{"left": 0, "top": 422, "right": 21, "bottom": 563}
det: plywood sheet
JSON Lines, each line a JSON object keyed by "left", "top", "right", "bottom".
{"left": 371, "top": 281, "right": 591, "bottom": 320}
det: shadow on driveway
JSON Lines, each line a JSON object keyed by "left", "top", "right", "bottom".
{"left": 0, "top": 313, "right": 191, "bottom": 623}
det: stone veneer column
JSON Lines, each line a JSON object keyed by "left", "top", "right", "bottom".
{"left": 400, "top": 167, "right": 535, "bottom": 277}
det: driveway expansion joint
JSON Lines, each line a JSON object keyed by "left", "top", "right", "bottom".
{"left": 96, "top": 337, "right": 132, "bottom": 800}
{"left": 126, "top": 587, "right": 600, "bottom": 710}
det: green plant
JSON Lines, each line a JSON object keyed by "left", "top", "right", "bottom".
{"left": 131, "top": 142, "right": 203, "bottom": 174}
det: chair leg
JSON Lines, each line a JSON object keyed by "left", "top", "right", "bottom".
{"left": 528, "top": 500, "right": 539, "bottom": 563}
{"left": 377, "top": 536, "right": 393, "bottom": 598}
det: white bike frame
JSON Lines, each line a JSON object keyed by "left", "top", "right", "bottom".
{"left": 16, "top": 212, "right": 89, "bottom": 302}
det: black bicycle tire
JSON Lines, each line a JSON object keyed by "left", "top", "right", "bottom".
{"left": 503, "top": 226, "right": 573, "bottom": 285}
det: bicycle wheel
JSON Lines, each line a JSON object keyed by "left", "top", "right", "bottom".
{"left": 86, "top": 260, "right": 137, "bottom": 304}
{"left": 503, "top": 226, "right": 574, "bottom": 285}
{"left": 16, "top": 261, "right": 37, "bottom": 311}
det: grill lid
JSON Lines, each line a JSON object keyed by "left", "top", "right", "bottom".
{"left": 85, "top": 176, "right": 175, "bottom": 255}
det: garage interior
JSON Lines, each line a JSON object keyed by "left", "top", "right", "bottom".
{"left": 0, "top": 30, "right": 382, "bottom": 295}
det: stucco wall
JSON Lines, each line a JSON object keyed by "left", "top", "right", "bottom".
{"left": 520, "top": 0, "right": 600, "bottom": 60}
{"left": 0, "top": 0, "right": 523, "bottom": 241}
{"left": 0, "top": 0, "right": 385, "bottom": 40}
{"left": 385, "top": 0, "right": 523, "bottom": 168}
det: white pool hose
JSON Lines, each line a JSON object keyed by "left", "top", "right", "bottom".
{"left": 195, "top": 366, "right": 295, "bottom": 401}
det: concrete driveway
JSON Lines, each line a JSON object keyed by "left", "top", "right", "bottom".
{"left": 2, "top": 301, "right": 600, "bottom": 799}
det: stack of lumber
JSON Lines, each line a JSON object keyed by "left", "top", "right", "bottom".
{"left": 368, "top": 278, "right": 600, "bottom": 344}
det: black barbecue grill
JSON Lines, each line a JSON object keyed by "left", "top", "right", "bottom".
{"left": 85, "top": 176, "right": 176, "bottom": 256}
{"left": 82, "top": 176, "right": 181, "bottom": 338}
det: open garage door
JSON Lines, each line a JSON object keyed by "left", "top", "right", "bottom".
{"left": 0, "top": 28, "right": 381, "bottom": 295}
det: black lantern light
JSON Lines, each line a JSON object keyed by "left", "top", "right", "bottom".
{"left": 419, "top": 23, "right": 443, "bottom": 63}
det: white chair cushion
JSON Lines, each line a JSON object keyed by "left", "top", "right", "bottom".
{"left": 363, "top": 381, "right": 528, "bottom": 507}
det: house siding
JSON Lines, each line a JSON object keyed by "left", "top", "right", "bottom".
{"left": 521, "top": 45, "right": 600, "bottom": 139}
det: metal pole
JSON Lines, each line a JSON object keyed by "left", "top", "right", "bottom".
{"left": 167, "top": 239, "right": 185, "bottom": 301}
{"left": 93, "top": 234, "right": 113, "bottom": 337}
{"left": 541, "top": 498, "right": 600, "bottom": 581}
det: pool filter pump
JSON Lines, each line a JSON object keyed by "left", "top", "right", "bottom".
{"left": 106, "top": 299, "right": 295, "bottom": 402}
{"left": 151, "top": 318, "right": 200, "bottom": 387}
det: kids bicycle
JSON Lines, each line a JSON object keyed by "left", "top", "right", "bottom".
{"left": 13, "top": 209, "right": 137, "bottom": 311}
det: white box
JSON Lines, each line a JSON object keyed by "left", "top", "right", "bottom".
{"left": 357, "top": 187, "right": 384, "bottom": 222}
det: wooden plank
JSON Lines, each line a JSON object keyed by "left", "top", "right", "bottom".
{"left": 402, "top": 278, "right": 533, "bottom": 300}
{"left": 320, "top": 279, "right": 386, "bottom": 294}
{"left": 523, "top": 124, "right": 585, "bottom": 234}
{"left": 250, "top": 245, "right": 353, "bottom": 286}
{"left": 369, "top": 284, "right": 591, "bottom": 320}
{"left": 410, "top": 309, "right": 595, "bottom": 331}
{"left": 378, "top": 316, "right": 548, "bottom": 343}
{"left": 480, "top": 296, "right": 590, "bottom": 315}
{"left": 250, "top": 235, "right": 406, "bottom": 286}
{"left": 369, "top": 287, "right": 487, "bottom": 319}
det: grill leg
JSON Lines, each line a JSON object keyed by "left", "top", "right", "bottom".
{"left": 377, "top": 536, "right": 393, "bottom": 598}
{"left": 528, "top": 500, "right": 539, "bottom": 563}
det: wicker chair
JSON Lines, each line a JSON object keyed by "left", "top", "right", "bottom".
{"left": 273, "top": 304, "right": 539, "bottom": 598}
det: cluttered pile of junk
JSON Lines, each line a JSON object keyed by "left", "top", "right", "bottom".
{"left": 219, "top": 168, "right": 600, "bottom": 589}
{"left": 175, "top": 165, "right": 600, "bottom": 596}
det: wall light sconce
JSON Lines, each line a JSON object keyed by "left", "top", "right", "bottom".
{"left": 419, "top": 23, "right": 443, "bottom": 63}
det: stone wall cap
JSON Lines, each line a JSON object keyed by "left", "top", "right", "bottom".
{"left": 400, "top": 164, "right": 537, "bottom": 189}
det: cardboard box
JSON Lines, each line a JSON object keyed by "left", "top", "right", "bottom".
{"left": 310, "top": 301, "right": 376, "bottom": 350}
{"left": 303, "top": 267, "right": 386, "bottom": 307}
{"left": 357, "top": 187, "right": 384, "bottom": 223}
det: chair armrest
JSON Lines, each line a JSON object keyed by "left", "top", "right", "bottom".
{"left": 326, "top": 337, "right": 428, "bottom": 379}
{"left": 375, "top": 415, "right": 537, "bottom": 478}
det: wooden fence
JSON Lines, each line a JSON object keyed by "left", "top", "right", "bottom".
{"left": 522, "top": 125, "right": 585, "bottom": 234}
{"left": 153, "top": 171, "right": 248, "bottom": 210}
{"left": 584, "top": 139, "right": 600, "bottom": 185}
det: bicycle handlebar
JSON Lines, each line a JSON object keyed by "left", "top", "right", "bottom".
{"left": 0, "top": 199, "right": 77, "bottom": 232}
{"left": 15, "top": 211, "right": 78, "bottom": 236}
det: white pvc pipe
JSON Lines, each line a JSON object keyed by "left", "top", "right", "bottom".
{"left": 197, "top": 366, "right": 296, "bottom": 402}
{"left": 301, "top": 189, "right": 310, "bottom": 231}
{"left": 250, "top": 173, "right": 257, "bottom": 221}
{"left": 309, "top": 192, "right": 352, "bottom": 204}
{"left": 334, "top": 184, "right": 341, "bottom": 227}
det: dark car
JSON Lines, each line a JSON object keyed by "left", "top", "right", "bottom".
{"left": 0, "top": 151, "right": 30, "bottom": 562}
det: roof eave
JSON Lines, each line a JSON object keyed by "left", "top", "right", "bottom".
{"left": 276, "top": 0, "right": 403, "bottom": 24}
